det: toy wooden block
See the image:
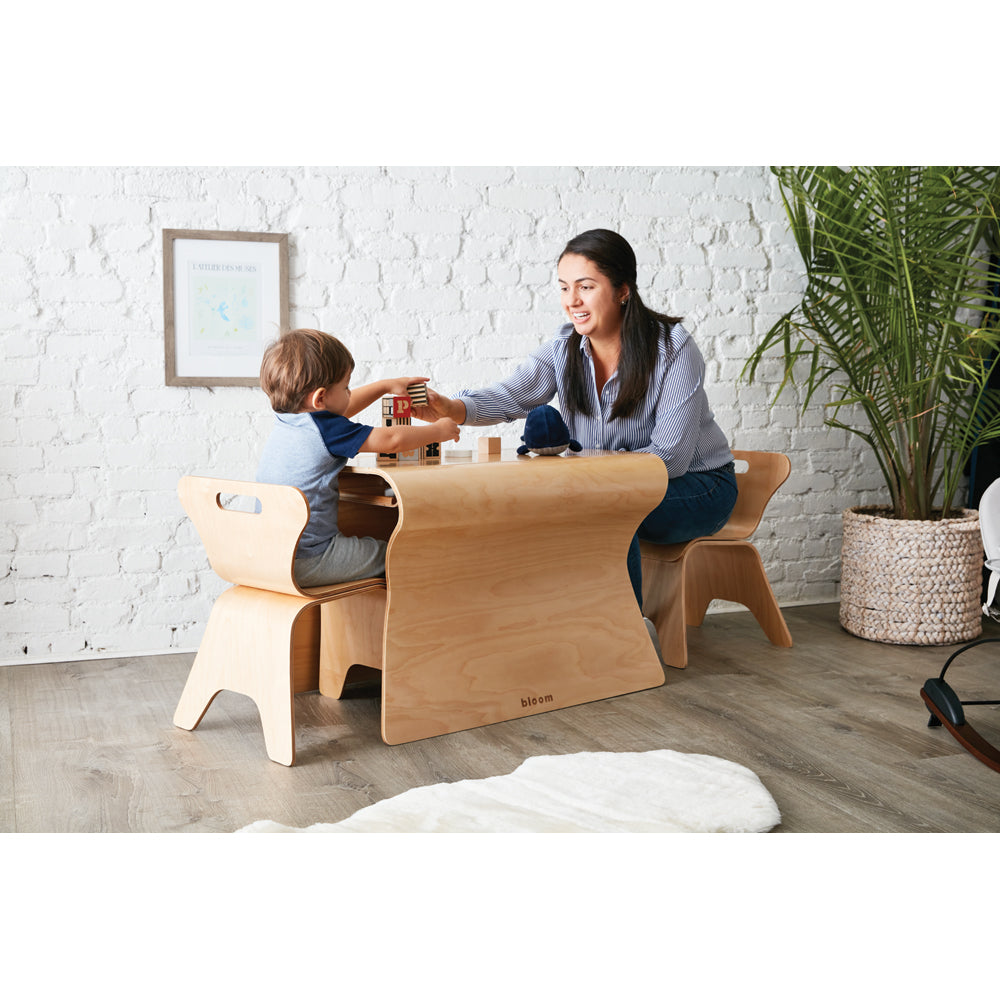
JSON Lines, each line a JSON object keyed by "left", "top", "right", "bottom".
{"left": 478, "top": 437, "right": 502, "bottom": 458}
{"left": 407, "top": 382, "right": 429, "bottom": 406}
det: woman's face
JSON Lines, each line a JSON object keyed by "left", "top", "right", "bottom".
{"left": 557, "top": 253, "right": 628, "bottom": 340}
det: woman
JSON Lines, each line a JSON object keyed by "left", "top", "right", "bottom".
{"left": 416, "top": 228, "right": 737, "bottom": 619}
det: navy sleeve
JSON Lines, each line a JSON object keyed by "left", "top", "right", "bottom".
{"left": 310, "top": 412, "right": 373, "bottom": 457}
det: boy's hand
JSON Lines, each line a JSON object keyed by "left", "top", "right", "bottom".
{"left": 435, "top": 417, "right": 461, "bottom": 442}
{"left": 384, "top": 376, "right": 429, "bottom": 397}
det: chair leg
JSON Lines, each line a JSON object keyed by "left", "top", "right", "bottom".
{"left": 684, "top": 543, "right": 792, "bottom": 647}
{"left": 291, "top": 605, "right": 321, "bottom": 693}
{"left": 318, "top": 588, "right": 387, "bottom": 699}
{"left": 173, "top": 585, "right": 307, "bottom": 766}
{"left": 173, "top": 643, "right": 224, "bottom": 735}
{"left": 640, "top": 555, "right": 690, "bottom": 669}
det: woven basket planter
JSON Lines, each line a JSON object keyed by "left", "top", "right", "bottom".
{"left": 839, "top": 506, "right": 983, "bottom": 645}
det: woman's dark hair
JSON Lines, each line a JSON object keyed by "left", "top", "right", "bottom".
{"left": 559, "top": 228, "right": 680, "bottom": 420}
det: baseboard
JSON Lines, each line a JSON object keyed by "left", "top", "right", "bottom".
{"left": 1, "top": 598, "right": 839, "bottom": 668}
{"left": 0, "top": 646, "right": 200, "bottom": 668}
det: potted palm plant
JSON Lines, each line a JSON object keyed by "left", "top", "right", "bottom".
{"left": 743, "top": 166, "right": 1000, "bottom": 644}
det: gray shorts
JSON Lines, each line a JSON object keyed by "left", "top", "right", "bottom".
{"left": 294, "top": 533, "right": 387, "bottom": 588}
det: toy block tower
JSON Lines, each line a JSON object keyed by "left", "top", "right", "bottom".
{"left": 378, "top": 384, "right": 439, "bottom": 462}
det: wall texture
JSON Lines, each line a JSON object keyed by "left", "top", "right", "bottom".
{"left": 0, "top": 165, "right": 887, "bottom": 663}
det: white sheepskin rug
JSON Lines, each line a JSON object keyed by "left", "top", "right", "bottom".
{"left": 237, "top": 749, "right": 781, "bottom": 833}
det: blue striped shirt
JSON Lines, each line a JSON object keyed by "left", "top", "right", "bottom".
{"left": 459, "top": 322, "right": 732, "bottom": 479}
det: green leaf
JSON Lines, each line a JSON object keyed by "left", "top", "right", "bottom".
{"left": 743, "top": 165, "right": 1000, "bottom": 519}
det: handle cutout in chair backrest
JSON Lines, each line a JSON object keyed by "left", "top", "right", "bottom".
{"left": 178, "top": 476, "right": 310, "bottom": 596}
{"left": 719, "top": 451, "right": 791, "bottom": 540}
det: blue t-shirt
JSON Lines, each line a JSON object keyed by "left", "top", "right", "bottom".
{"left": 256, "top": 411, "right": 373, "bottom": 559}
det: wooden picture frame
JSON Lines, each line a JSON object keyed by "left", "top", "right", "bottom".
{"left": 163, "top": 229, "right": 289, "bottom": 387}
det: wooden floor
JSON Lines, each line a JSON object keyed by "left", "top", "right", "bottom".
{"left": 2, "top": 602, "right": 999, "bottom": 833}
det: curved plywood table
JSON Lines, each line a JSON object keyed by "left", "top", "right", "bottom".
{"left": 323, "top": 450, "right": 668, "bottom": 744}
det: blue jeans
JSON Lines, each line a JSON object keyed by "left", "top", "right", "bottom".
{"left": 627, "top": 462, "right": 738, "bottom": 608}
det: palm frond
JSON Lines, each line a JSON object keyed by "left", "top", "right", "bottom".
{"left": 743, "top": 165, "right": 1000, "bottom": 519}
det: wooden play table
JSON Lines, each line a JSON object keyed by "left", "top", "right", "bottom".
{"left": 322, "top": 449, "right": 668, "bottom": 744}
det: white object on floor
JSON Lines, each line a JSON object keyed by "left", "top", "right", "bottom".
{"left": 237, "top": 749, "right": 781, "bottom": 833}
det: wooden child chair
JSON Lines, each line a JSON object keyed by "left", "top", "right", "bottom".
{"left": 174, "top": 476, "right": 386, "bottom": 765}
{"left": 640, "top": 450, "right": 793, "bottom": 668}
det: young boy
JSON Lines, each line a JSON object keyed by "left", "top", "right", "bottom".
{"left": 256, "top": 328, "right": 461, "bottom": 587}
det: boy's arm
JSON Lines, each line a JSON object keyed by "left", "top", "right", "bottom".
{"left": 344, "top": 377, "right": 429, "bottom": 418}
{"left": 359, "top": 417, "right": 460, "bottom": 454}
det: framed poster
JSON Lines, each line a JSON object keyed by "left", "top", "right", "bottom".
{"left": 163, "top": 229, "right": 289, "bottom": 386}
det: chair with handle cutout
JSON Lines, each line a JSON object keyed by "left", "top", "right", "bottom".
{"left": 174, "top": 475, "right": 386, "bottom": 765}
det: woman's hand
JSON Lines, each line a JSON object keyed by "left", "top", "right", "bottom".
{"left": 412, "top": 387, "right": 467, "bottom": 424}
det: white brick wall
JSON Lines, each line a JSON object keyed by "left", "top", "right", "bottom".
{"left": 0, "top": 165, "right": 887, "bottom": 663}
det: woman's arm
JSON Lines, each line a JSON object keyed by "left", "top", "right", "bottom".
{"left": 411, "top": 341, "right": 559, "bottom": 426}
{"left": 640, "top": 336, "right": 718, "bottom": 477}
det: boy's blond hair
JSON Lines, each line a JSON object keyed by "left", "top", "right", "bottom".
{"left": 259, "top": 328, "right": 354, "bottom": 412}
